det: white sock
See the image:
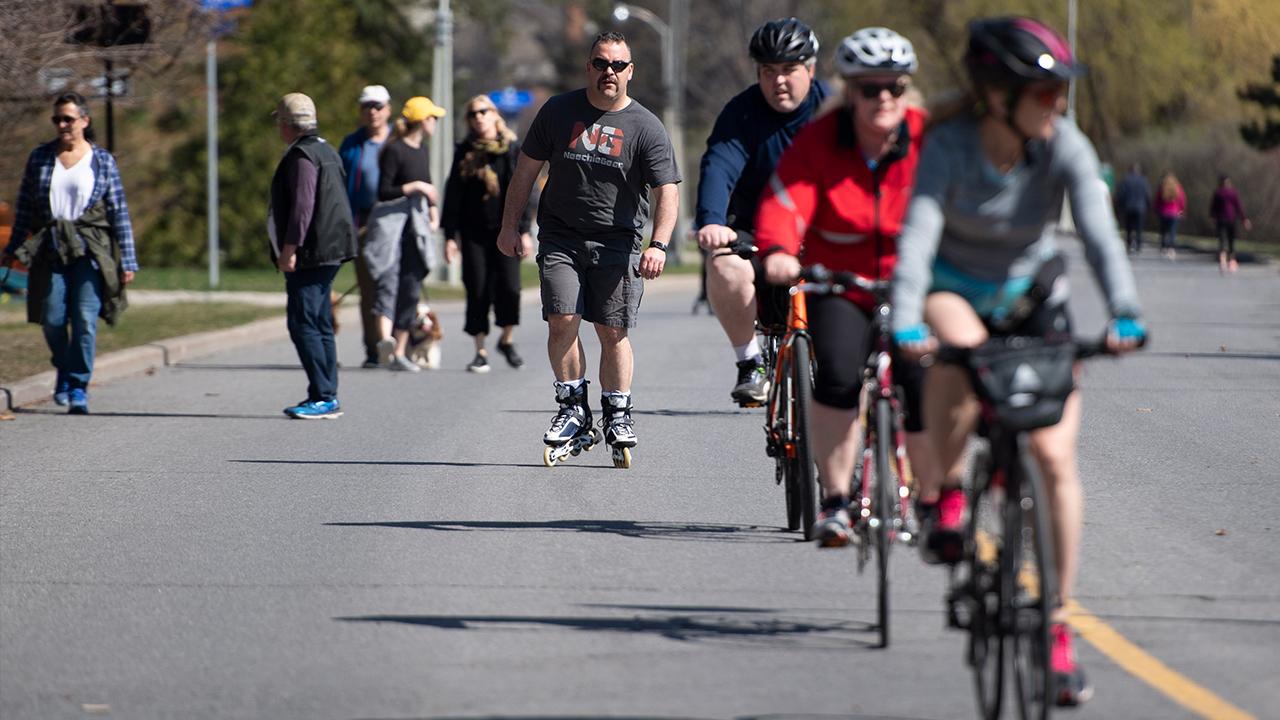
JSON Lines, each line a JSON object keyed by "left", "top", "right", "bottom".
{"left": 602, "top": 390, "right": 631, "bottom": 403}
{"left": 733, "top": 337, "right": 761, "bottom": 363}
{"left": 558, "top": 377, "right": 586, "bottom": 390}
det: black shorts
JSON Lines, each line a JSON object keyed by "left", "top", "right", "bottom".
{"left": 806, "top": 294, "right": 924, "bottom": 432}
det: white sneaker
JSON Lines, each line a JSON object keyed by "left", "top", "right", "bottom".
{"left": 388, "top": 355, "right": 421, "bottom": 373}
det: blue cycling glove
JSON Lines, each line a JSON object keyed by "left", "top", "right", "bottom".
{"left": 1109, "top": 316, "right": 1147, "bottom": 342}
{"left": 893, "top": 323, "right": 931, "bottom": 346}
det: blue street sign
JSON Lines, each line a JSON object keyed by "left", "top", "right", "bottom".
{"left": 488, "top": 86, "right": 533, "bottom": 115}
{"left": 201, "top": 0, "right": 252, "bottom": 11}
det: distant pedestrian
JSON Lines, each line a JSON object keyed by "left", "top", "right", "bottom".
{"left": 1155, "top": 170, "right": 1185, "bottom": 259}
{"left": 1210, "top": 174, "right": 1251, "bottom": 274}
{"left": 443, "top": 94, "right": 533, "bottom": 373}
{"left": 269, "top": 92, "right": 357, "bottom": 419}
{"left": 363, "top": 96, "right": 444, "bottom": 372}
{"left": 1115, "top": 163, "right": 1150, "bottom": 254}
{"left": 1, "top": 92, "right": 137, "bottom": 414}
{"left": 339, "top": 84, "right": 393, "bottom": 368}
{"left": 497, "top": 31, "right": 680, "bottom": 468}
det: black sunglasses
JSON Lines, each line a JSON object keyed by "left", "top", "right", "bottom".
{"left": 591, "top": 58, "right": 632, "bottom": 73}
{"left": 855, "top": 81, "right": 908, "bottom": 99}
{"left": 360, "top": 102, "right": 385, "bottom": 111}
{"left": 51, "top": 115, "right": 81, "bottom": 125}
{"left": 466, "top": 107, "right": 492, "bottom": 118}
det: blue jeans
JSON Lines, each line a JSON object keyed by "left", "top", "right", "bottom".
{"left": 43, "top": 256, "right": 104, "bottom": 392}
{"left": 285, "top": 264, "right": 341, "bottom": 402}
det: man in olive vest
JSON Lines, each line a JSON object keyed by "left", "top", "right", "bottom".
{"left": 269, "top": 92, "right": 357, "bottom": 419}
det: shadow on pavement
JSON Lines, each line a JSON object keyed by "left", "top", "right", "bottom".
{"left": 336, "top": 609, "right": 877, "bottom": 649}
{"left": 324, "top": 519, "right": 797, "bottom": 544}
{"left": 16, "top": 408, "right": 280, "bottom": 420}
{"left": 173, "top": 362, "right": 302, "bottom": 371}
{"left": 504, "top": 407, "right": 757, "bottom": 417}
{"left": 232, "top": 459, "right": 550, "bottom": 469}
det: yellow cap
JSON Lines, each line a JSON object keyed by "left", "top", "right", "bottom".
{"left": 402, "top": 96, "right": 446, "bottom": 122}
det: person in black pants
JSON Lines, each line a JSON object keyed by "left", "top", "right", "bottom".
{"left": 443, "top": 94, "right": 532, "bottom": 372}
{"left": 374, "top": 96, "right": 444, "bottom": 372}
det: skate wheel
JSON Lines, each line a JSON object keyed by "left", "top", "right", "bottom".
{"left": 542, "top": 446, "right": 557, "bottom": 467}
{"left": 587, "top": 428, "right": 603, "bottom": 449}
{"left": 612, "top": 446, "right": 632, "bottom": 469}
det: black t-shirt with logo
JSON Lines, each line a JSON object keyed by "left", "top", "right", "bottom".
{"left": 523, "top": 89, "right": 680, "bottom": 259}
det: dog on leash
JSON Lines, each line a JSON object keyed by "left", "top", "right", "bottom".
{"left": 405, "top": 303, "right": 443, "bottom": 369}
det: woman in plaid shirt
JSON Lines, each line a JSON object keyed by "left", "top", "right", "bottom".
{"left": 1, "top": 92, "right": 137, "bottom": 414}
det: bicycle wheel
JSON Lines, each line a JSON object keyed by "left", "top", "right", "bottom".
{"left": 966, "top": 439, "right": 1005, "bottom": 720}
{"left": 873, "top": 396, "right": 895, "bottom": 648}
{"left": 1009, "top": 437, "right": 1056, "bottom": 720}
{"left": 776, "top": 367, "right": 802, "bottom": 532}
{"left": 791, "top": 334, "right": 819, "bottom": 540}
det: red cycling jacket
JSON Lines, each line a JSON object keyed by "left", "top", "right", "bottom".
{"left": 755, "top": 105, "right": 925, "bottom": 311}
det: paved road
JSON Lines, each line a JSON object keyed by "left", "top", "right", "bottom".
{"left": 2, "top": 246, "right": 1277, "bottom": 720}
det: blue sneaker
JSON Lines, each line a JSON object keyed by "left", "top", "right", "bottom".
{"left": 285, "top": 398, "right": 342, "bottom": 419}
{"left": 53, "top": 383, "right": 70, "bottom": 406}
{"left": 67, "top": 388, "right": 89, "bottom": 415}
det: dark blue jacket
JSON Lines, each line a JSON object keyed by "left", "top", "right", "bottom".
{"left": 1115, "top": 172, "right": 1151, "bottom": 215}
{"left": 695, "top": 80, "right": 828, "bottom": 233}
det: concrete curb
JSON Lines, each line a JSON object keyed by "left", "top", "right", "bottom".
{"left": 0, "top": 273, "right": 702, "bottom": 412}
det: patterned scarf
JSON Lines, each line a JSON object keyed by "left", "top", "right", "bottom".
{"left": 458, "top": 135, "right": 510, "bottom": 200}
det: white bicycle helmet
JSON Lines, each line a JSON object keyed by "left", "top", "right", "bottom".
{"left": 835, "top": 27, "right": 918, "bottom": 77}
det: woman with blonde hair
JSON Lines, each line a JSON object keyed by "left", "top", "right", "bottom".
{"left": 1155, "top": 170, "right": 1186, "bottom": 259}
{"left": 442, "top": 94, "right": 533, "bottom": 372}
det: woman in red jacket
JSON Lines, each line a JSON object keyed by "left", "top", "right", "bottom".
{"left": 755, "top": 27, "right": 935, "bottom": 547}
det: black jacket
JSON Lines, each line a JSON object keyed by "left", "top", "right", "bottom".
{"left": 270, "top": 133, "right": 357, "bottom": 268}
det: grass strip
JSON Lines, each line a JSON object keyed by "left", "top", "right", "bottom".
{"left": 0, "top": 302, "right": 284, "bottom": 384}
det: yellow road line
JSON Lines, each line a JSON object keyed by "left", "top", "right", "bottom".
{"left": 1066, "top": 600, "right": 1255, "bottom": 720}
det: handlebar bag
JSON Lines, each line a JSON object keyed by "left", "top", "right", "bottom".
{"left": 967, "top": 337, "right": 1076, "bottom": 431}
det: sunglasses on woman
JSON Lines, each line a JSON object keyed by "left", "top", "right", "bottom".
{"left": 466, "top": 108, "right": 492, "bottom": 118}
{"left": 855, "top": 81, "right": 908, "bottom": 100}
{"left": 1029, "top": 82, "right": 1068, "bottom": 108}
{"left": 591, "top": 58, "right": 632, "bottom": 73}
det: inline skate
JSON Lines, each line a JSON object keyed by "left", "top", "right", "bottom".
{"left": 600, "top": 392, "right": 637, "bottom": 469}
{"left": 543, "top": 381, "right": 602, "bottom": 467}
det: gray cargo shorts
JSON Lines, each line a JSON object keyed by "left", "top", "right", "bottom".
{"left": 538, "top": 246, "right": 644, "bottom": 328}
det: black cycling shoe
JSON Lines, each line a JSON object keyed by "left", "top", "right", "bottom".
{"left": 730, "top": 357, "right": 769, "bottom": 406}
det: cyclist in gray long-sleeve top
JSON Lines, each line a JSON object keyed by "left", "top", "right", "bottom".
{"left": 891, "top": 17, "right": 1146, "bottom": 708}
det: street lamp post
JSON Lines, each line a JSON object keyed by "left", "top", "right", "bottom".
{"left": 612, "top": 3, "right": 687, "bottom": 254}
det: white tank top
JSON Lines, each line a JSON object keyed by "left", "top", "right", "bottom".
{"left": 49, "top": 150, "right": 96, "bottom": 221}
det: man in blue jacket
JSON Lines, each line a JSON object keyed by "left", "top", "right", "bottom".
{"left": 695, "top": 18, "right": 828, "bottom": 405}
{"left": 339, "top": 85, "right": 392, "bottom": 368}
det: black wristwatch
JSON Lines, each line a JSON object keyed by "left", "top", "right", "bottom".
{"left": 648, "top": 240, "right": 668, "bottom": 252}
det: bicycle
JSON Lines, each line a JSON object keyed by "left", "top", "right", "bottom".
{"left": 938, "top": 334, "right": 1130, "bottom": 720}
{"left": 712, "top": 238, "right": 815, "bottom": 536}
{"left": 802, "top": 265, "right": 915, "bottom": 648}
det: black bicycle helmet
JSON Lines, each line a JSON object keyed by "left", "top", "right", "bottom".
{"left": 749, "top": 18, "right": 819, "bottom": 64}
{"left": 966, "top": 16, "right": 1084, "bottom": 88}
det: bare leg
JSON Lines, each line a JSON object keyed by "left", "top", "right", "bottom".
{"left": 811, "top": 401, "right": 860, "bottom": 499}
{"left": 546, "top": 314, "right": 585, "bottom": 382}
{"left": 706, "top": 254, "right": 759, "bottom": 349}
{"left": 1028, "top": 389, "right": 1084, "bottom": 617}
{"left": 594, "top": 323, "right": 632, "bottom": 393}
{"left": 904, "top": 430, "right": 941, "bottom": 498}
{"left": 498, "top": 325, "right": 516, "bottom": 345}
{"left": 918, "top": 293, "right": 987, "bottom": 501}
{"left": 473, "top": 331, "right": 487, "bottom": 355}
{"left": 393, "top": 329, "right": 409, "bottom": 357}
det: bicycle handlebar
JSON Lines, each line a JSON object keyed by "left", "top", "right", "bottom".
{"left": 934, "top": 333, "right": 1146, "bottom": 367}
{"left": 712, "top": 238, "right": 757, "bottom": 260}
{"left": 797, "top": 264, "right": 891, "bottom": 296}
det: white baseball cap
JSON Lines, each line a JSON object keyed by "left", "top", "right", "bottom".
{"left": 358, "top": 85, "right": 390, "bottom": 106}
